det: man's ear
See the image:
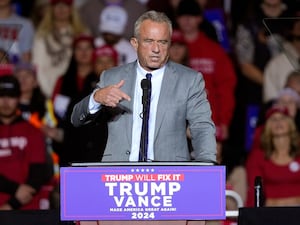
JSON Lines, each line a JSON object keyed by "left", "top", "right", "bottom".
{"left": 130, "top": 37, "right": 138, "bottom": 51}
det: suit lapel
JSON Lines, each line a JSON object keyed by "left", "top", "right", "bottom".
{"left": 120, "top": 61, "right": 178, "bottom": 146}
{"left": 154, "top": 62, "right": 177, "bottom": 140}
{"left": 121, "top": 62, "right": 138, "bottom": 145}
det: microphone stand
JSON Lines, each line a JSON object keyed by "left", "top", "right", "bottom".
{"left": 139, "top": 79, "right": 151, "bottom": 162}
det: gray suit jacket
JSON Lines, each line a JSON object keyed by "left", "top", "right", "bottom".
{"left": 71, "top": 60, "right": 216, "bottom": 162}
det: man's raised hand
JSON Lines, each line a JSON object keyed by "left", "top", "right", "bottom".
{"left": 94, "top": 80, "right": 131, "bottom": 107}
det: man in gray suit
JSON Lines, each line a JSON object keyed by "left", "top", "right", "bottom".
{"left": 71, "top": 10, "right": 216, "bottom": 164}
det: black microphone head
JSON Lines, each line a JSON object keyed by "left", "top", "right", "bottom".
{"left": 254, "top": 176, "right": 262, "bottom": 186}
{"left": 141, "top": 78, "right": 151, "bottom": 90}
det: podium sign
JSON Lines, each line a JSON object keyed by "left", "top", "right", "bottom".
{"left": 60, "top": 163, "right": 226, "bottom": 221}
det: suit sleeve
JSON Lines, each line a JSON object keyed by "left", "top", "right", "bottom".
{"left": 71, "top": 69, "right": 108, "bottom": 127}
{"left": 188, "top": 72, "right": 217, "bottom": 163}
{"left": 71, "top": 94, "right": 105, "bottom": 127}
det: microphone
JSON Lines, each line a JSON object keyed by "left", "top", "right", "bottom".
{"left": 254, "top": 176, "right": 264, "bottom": 207}
{"left": 141, "top": 78, "right": 151, "bottom": 105}
{"left": 139, "top": 78, "right": 152, "bottom": 162}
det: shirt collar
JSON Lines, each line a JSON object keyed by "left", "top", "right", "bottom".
{"left": 136, "top": 61, "right": 166, "bottom": 77}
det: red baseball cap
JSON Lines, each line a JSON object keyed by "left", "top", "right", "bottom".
{"left": 93, "top": 45, "right": 118, "bottom": 65}
{"left": 73, "top": 34, "right": 94, "bottom": 48}
{"left": 265, "top": 106, "right": 290, "bottom": 120}
{"left": 171, "top": 30, "right": 186, "bottom": 45}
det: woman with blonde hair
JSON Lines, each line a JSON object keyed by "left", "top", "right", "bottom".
{"left": 246, "top": 106, "right": 300, "bottom": 207}
{"left": 32, "top": 0, "right": 89, "bottom": 98}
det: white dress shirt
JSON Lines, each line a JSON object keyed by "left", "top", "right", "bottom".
{"left": 130, "top": 62, "right": 165, "bottom": 161}
{"left": 88, "top": 61, "right": 165, "bottom": 161}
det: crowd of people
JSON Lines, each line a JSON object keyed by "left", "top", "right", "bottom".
{"left": 0, "top": 0, "right": 300, "bottom": 221}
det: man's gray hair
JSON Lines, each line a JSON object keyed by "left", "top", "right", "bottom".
{"left": 133, "top": 10, "right": 173, "bottom": 39}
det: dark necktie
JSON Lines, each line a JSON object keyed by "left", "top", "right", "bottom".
{"left": 146, "top": 73, "right": 152, "bottom": 100}
{"left": 139, "top": 73, "right": 152, "bottom": 161}
{"left": 146, "top": 73, "right": 152, "bottom": 80}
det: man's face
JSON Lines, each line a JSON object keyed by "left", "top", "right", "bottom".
{"left": 0, "top": 96, "right": 19, "bottom": 119}
{"left": 130, "top": 20, "right": 171, "bottom": 71}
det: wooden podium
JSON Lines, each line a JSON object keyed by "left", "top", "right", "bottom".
{"left": 60, "top": 162, "right": 226, "bottom": 225}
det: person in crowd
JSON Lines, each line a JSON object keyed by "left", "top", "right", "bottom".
{"left": 274, "top": 88, "right": 300, "bottom": 127}
{"left": 248, "top": 70, "right": 300, "bottom": 154}
{"left": 145, "top": 0, "right": 176, "bottom": 25}
{"left": 235, "top": 0, "right": 290, "bottom": 88}
{"left": 147, "top": 0, "right": 219, "bottom": 42}
{"left": 52, "top": 34, "right": 107, "bottom": 167}
{"left": 94, "top": 5, "right": 137, "bottom": 65}
{"left": 194, "top": 0, "right": 222, "bottom": 44}
{"left": 0, "top": 0, "right": 35, "bottom": 63}
{"left": 263, "top": 19, "right": 300, "bottom": 103}
{"left": 32, "top": 0, "right": 88, "bottom": 98}
{"left": 231, "top": 0, "right": 298, "bottom": 36}
{"left": 147, "top": 0, "right": 219, "bottom": 44}
{"left": 232, "top": 0, "right": 291, "bottom": 154}
{"left": 169, "top": 29, "right": 189, "bottom": 66}
{"left": 285, "top": 70, "right": 300, "bottom": 96}
{"left": 251, "top": 86, "right": 300, "bottom": 152}
{"left": 258, "top": 71, "right": 300, "bottom": 134}
{"left": 235, "top": 0, "right": 290, "bottom": 99}
{"left": 14, "top": 63, "right": 57, "bottom": 130}
{"left": 78, "top": 0, "right": 147, "bottom": 40}
{"left": 246, "top": 105, "right": 300, "bottom": 207}
{"left": 175, "top": 0, "right": 236, "bottom": 153}
{"left": 13, "top": 62, "right": 60, "bottom": 182}
{"left": 82, "top": 44, "right": 119, "bottom": 121}
{"left": 29, "top": 0, "right": 50, "bottom": 29}
{"left": 0, "top": 75, "right": 52, "bottom": 210}
{"left": 93, "top": 44, "right": 119, "bottom": 78}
